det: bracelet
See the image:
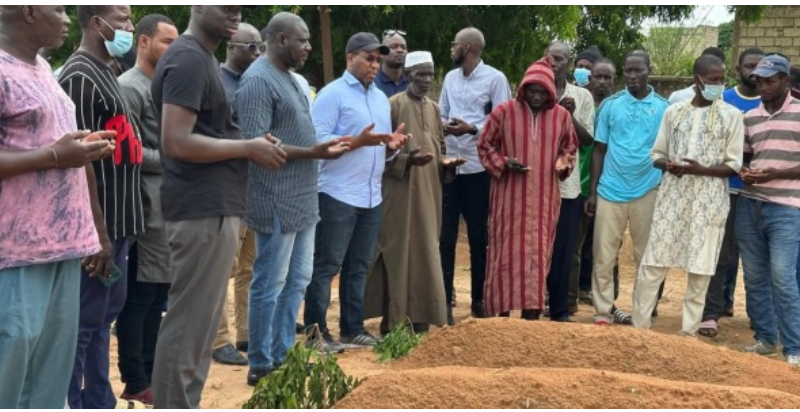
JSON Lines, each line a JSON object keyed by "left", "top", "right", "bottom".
{"left": 50, "top": 145, "right": 59, "bottom": 168}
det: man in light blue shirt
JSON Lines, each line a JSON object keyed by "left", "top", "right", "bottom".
{"left": 438, "top": 27, "right": 512, "bottom": 320}
{"left": 304, "top": 32, "right": 406, "bottom": 349}
{"left": 585, "top": 50, "right": 669, "bottom": 326}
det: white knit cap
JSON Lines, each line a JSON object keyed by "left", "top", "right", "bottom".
{"left": 405, "top": 51, "right": 434, "bottom": 69}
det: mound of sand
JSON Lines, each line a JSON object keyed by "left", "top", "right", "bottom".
{"left": 336, "top": 367, "right": 800, "bottom": 409}
{"left": 399, "top": 318, "right": 800, "bottom": 397}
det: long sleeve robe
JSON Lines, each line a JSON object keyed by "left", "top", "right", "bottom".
{"left": 478, "top": 99, "right": 577, "bottom": 315}
{"left": 364, "top": 92, "right": 452, "bottom": 330}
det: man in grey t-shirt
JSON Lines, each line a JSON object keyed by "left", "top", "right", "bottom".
{"left": 235, "top": 12, "right": 350, "bottom": 386}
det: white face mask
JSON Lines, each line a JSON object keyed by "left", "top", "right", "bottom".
{"left": 699, "top": 79, "right": 724, "bottom": 101}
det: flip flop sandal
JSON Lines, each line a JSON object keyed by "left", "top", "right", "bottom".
{"left": 698, "top": 319, "right": 718, "bottom": 337}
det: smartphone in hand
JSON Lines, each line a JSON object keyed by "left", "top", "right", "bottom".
{"left": 102, "top": 263, "right": 124, "bottom": 288}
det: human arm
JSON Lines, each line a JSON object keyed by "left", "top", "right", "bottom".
{"left": 477, "top": 106, "right": 515, "bottom": 179}
{"left": 556, "top": 111, "right": 578, "bottom": 181}
{"left": 120, "top": 81, "right": 160, "bottom": 173}
{"left": 311, "top": 87, "right": 391, "bottom": 151}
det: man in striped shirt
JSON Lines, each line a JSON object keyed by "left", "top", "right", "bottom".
{"left": 737, "top": 54, "right": 800, "bottom": 367}
{"left": 58, "top": 5, "right": 142, "bottom": 409}
{"left": 236, "top": 12, "right": 350, "bottom": 386}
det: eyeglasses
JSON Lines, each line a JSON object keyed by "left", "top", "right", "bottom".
{"left": 383, "top": 29, "right": 406, "bottom": 37}
{"left": 229, "top": 42, "right": 266, "bottom": 54}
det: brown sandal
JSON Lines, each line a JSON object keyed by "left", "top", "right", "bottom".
{"left": 698, "top": 319, "right": 718, "bottom": 337}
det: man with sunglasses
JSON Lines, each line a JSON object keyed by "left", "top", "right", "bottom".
{"left": 210, "top": 21, "right": 262, "bottom": 368}
{"left": 376, "top": 29, "right": 408, "bottom": 97}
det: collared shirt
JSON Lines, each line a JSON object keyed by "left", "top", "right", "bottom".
{"left": 375, "top": 69, "right": 409, "bottom": 98}
{"left": 560, "top": 83, "right": 595, "bottom": 199}
{"left": 439, "top": 60, "right": 512, "bottom": 174}
{"left": 237, "top": 58, "right": 320, "bottom": 234}
{"left": 312, "top": 71, "right": 392, "bottom": 209}
{"left": 741, "top": 92, "right": 800, "bottom": 209}
{"left": 218, "top": 64, "right": 241, "bottom": 109}
{"left": 595, "top": 86, "right": 669, "bottom": 202}
{"left": 723, "top": 87, "right": 761, "bottom": 193}
{"left": 668, "top": 85, "right": 696, "bottom": 105}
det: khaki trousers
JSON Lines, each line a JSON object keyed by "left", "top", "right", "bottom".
{"left": 592, "top": 189, "right": 657, "bottom": 321}
{"left": 633, "top": 265, "right": 711, "bottom": 335}
{"left": 214, "top": 224, "right": 256, "bottom": 348}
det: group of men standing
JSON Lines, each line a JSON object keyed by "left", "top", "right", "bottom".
{"left": 4, "top": 4, "right": 800, "bottom": 410}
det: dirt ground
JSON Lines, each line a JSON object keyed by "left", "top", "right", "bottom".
{"left": 108, "top": 232, "right": 763, "bottom": 408}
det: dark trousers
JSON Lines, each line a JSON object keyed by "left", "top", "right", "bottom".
{"left": 704, "top": 195, "right": 738, "bottom": 322}
{"left": 304, "top": 193, "right": 382, "bottom": 337}
{"left": 548, "top": 198, "right": 582, "bottom": 319}
{"left": 440, "top": 172, "right": 490, "bottom": 308}
{"left": 116, "top": 243, "right": 170, "bottom": 395}
{"left": 69, "top": 237, "right": 129, "bottom": 409}
{"left": 569, "top": 199, "right": 620, "bottom": 306}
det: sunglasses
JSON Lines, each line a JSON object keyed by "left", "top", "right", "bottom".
{"left": 383, "top": 29, "right": 406, "bottom": 37}
{"left": 229, "top": 42, "right": 266, "bottom": 54}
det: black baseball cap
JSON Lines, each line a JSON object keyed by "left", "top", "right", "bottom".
{"left": 346, "top": 32, "right": 390, "bottom": 55}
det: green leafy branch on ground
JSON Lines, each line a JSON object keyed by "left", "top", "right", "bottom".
{"left": 374, "top": 321, "right": 424, "bottom": 363}
{"left": 243, "top": 339, "right": 361, "bottom": 409}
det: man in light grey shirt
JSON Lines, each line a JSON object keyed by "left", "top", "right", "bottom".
{"left": 438, "top": 27, "right": 512, "bottom": 322}
{"left": 116, "top": 14, "right": 177, "bottom": 405}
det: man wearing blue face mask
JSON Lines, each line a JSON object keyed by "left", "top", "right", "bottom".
{"left": 573, "top": 45, "right": 601, "bottom": 88}
{"left": 58, "top": 5, "right": 142, "bottom": 409}
{"left": 632, "top": 55, "right": 744, "bottom": 336}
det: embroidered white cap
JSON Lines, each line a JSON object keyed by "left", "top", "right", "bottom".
{"left": 405, "top": 51, "right": 434, "bottom": 69}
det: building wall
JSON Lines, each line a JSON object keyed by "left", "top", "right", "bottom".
{"left": 734, "top": 6, "right": 800, "bottom": 64}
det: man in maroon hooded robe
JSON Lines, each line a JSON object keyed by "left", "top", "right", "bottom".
{"left": 477, "top": 56, "right": 578, "bottom": 318}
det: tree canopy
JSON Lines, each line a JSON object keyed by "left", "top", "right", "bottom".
{"left": 49, "top": 5, "right": 766, "bottom": 88}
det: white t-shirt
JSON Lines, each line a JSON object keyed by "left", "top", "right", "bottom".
{"left": 668, "top": 85, "right": 696, "bottom": 105}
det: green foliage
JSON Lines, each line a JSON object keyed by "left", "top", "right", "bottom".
{"left": 717, "top": 21, "right": 734, "bottom": 51}
{"left": 644, "top": 26, "right": 702, "bottom": 76}
{"left": 373, "top": 321, "right": 424, "bottom": 363}
{"left": 729, "top": 5, "right": 768, "bottom": 24}
{"left": 243, "top": 343, "right": 361, "bottom": 409}
{"left": 574, "top": 6, "right": 694, "bottom": 71}
{"left": 49, "top": 6, "right": 768, "bottom": 87}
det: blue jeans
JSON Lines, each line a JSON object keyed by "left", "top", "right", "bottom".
{"left": 304, "top": 193, "right": 382, "bottom": 337}
{"left": 70, "top": 237, "right": 129, "bottom": 409}
{"left": 248, "top": 216, "right": 315, "bottom": 369}
{"left": 736, "top": 197, "right": 800, "bottom": 355}
{"left": 0, "top": 260, "right": 81, "bottom": 409}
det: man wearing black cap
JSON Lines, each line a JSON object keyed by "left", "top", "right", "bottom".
{"left": 737, "top": 54, "right": 800, "bottom": 367}
{"left": 304, "top": 32, "right": 408, "bottom": 350}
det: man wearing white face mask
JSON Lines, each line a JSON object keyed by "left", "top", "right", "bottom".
{"left": 58, "top": 5, "right": 143, "bottom": 409}
{"left": 632, "top": 55, "right": 744, "bottom": 336}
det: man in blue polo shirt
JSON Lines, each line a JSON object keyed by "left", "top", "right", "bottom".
{"left": 586, "top": 50, "right": 669, "bottom": 326}
{"left": 303, "top": 32, "right": 407, "bottom": 350}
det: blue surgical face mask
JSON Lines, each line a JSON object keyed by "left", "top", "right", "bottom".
{"left": 98, "top": 18, "right": 133, "bottom": 57}
{"left": 573, "top": 67, "right": 591, "bottom": 87}
{"left": 700, "top": 79, "right": 724, "bottom": 101}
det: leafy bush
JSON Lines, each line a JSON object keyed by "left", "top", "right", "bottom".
{"left": 243, "top": 342, "right": 361, "bottom": 409}
{"left": 374, "top": 321, "right": 424, "bottom": 363}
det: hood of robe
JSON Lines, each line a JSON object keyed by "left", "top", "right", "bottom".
{"left": 516, "top": 56, "right": 557, "bottom": 111}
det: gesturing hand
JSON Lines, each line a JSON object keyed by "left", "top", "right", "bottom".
{"left": 387, "top": 124, "right": 410, "bottom": 151}
{"left": 313, "top": 138, "right": 351, "bottom": 160}
{"left": 441, "top": 157, "right": 467, "bottom": 168}
{"left": 408, "top": 148, "right": 434, "bottom": 167}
